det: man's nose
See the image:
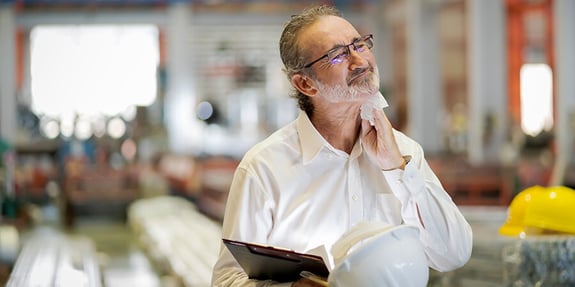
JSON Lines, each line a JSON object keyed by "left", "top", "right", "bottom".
{"left": 347, "top": 47, "right": 369, "bottom": 70}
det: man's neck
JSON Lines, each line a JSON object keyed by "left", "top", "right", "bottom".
{"left": 309, "top": 107, "right": 361, "bottom": 154}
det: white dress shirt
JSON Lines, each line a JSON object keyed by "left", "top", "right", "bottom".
{"left": 212, "top": 111, "right": 473, "bottom": 287}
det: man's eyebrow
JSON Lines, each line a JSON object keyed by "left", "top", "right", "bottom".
{"left": 326, "top": 36, "right": 362, "bottom": 52}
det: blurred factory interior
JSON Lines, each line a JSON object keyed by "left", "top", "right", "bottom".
{"left": 0, "top": 0, "right": 575, "bottom": 286}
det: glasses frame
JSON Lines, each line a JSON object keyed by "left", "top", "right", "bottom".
{"left": 302, "top": 34, "right": 374, "bottom": 69}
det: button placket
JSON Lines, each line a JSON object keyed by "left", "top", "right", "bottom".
{"left": 348, "top": 158, "right": 363, "bottom": 225}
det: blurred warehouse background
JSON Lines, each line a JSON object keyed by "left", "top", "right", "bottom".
{"left": 0, "top": 0, "right": 575, "bottom": 286}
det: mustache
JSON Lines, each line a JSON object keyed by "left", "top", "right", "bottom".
{"left": 348, "top": 66, "right": 374, "bottom": 84}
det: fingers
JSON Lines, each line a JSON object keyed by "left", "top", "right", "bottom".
{"left": 371, "top": 107, "right": 401, "bottom": 152}
{"left": 371, "top": 107, "right": 394, "bottom": 132}
{"left": 292, "top": 278, "right": 326, "bottom": 287}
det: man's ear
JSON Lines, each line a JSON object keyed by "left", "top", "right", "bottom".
{"left": 291, "top": 74, "right": 318, "bottom": 97}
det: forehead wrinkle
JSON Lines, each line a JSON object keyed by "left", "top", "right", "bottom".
{"left": 300, "top": 15, "right": 359, "bottom": 55}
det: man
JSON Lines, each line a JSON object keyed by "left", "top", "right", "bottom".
{"left": 212, "top": 5, "right": 472, "bottom": 287}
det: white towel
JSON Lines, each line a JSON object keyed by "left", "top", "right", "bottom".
{"left": 360, "top": 91, "right": 389, "bottom": 125}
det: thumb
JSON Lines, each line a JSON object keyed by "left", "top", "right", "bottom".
{"left": 360, "top": 119, "right": 372, "bottom": 138}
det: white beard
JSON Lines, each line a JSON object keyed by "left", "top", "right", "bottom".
{"left": 316, "top": 67, "right": 380, "bottom": 104}
{"left": 315, "top": 66, "right": 388, "bottom": 125}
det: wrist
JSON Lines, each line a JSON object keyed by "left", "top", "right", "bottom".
{"left": 382, "top": 155, "right": 411, "bottom": 171}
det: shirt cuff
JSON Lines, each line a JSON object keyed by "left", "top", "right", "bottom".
{"left": 382, "top": 156, "right": 426, "bottom": 226}
{"left": 382, "top": 156, "right": 424, "bottom": 200}
{"left": 381, "top": 155, "right": 411, "bottom": 179}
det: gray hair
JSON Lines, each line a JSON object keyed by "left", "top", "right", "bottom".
{"left": 279, "top": 5, "right": 341, "bottom": 116}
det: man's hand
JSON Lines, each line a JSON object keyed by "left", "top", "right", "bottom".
{"left": 360, "top": 108, "right": 404, "bottom": 171}
{"left": 291, "top": 278, "right": 327, "bottom": 287}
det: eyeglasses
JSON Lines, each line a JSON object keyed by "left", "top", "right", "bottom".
{"left": 303, "top": 34, "right": 374, "bottom": 69}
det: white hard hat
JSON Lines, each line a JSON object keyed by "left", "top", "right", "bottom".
{"left": 328, "top": 221, "right": 429, "bottom": 287}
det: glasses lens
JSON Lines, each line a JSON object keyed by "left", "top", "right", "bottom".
{"left": 327, "top": 47, "right": 349, "bottom": 65}
{"left": 354, "top": 35, "right": 373, "bottom": 52}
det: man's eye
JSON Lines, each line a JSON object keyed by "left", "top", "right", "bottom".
{"left": 355, "top": 42, "right": 367, "bottom": 51}
{"left": 329, "top": 51, "right": 348, "bottom": 64}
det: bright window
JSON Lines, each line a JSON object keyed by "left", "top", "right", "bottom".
{"left": 520, "top": 63, "right": 553, "bottom": 137}
{"left": 30, "top": 24, "right": 159, "bottom": 138}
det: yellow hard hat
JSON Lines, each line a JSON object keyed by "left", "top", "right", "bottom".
{"left": 523, "top": 185, "right": 575, "bottom": 234}
{"left": 499, "top": 185, "right": 575, "bottom": 237}
{"left": 498, "top": 185, "right": 545, "bottom": 236}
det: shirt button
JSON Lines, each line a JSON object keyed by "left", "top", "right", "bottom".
{"left": 352, "top": 194, "right": 358, "bottom": 201}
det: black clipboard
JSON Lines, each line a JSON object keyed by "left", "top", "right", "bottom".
{"left": 223, "top": 238, "right": 330, "bottom": 282}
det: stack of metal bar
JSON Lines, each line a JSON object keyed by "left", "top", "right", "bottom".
{"left": 502, "top": 236, "right": 575, "bottom": 287}
{"left": 128, "top": 196, "right": 222, "bottom": 287}
{"left": 6, "top": 227, "right": 102, "bottom": 287}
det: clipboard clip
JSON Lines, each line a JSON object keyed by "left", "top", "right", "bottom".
{"left": 248, "top": 245, "right": 301, "bottom": 262}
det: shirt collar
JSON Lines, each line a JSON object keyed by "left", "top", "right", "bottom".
{"left": 296, "top": 111, "right": 329, "bottom": 164}
{"left": 296, "top": 111, "right": 364, "bottom": 164}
